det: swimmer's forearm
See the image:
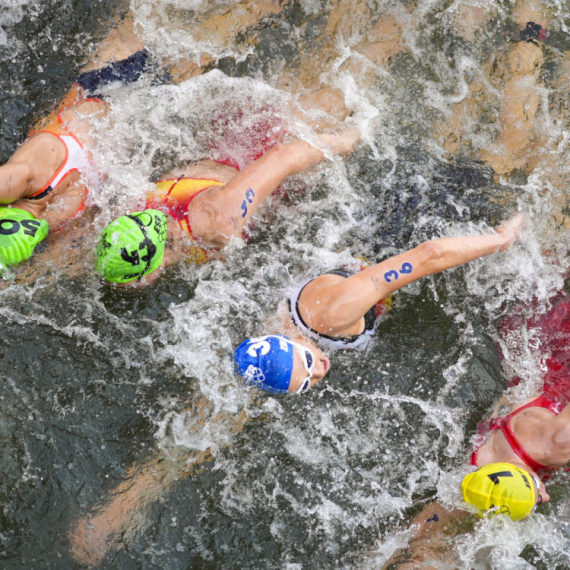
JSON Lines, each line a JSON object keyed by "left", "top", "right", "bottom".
{"left": 375, "top": 213, "right": 523, "bottom": 292}
{"left": 69, "top": 458, "right": 168, "bottom": 564}
{"left": 261, "top": 133, "right": 357, "bottom": 178}
{"left": 357, "top": 232, "right": 507, "bottom": 299}
{"left": 413, "top": 232, "right": 511, "bottom": 275}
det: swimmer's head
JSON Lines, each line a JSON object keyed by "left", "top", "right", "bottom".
{"left": 461, "top": 462, "right": 539, "bottom": 521}
{"left": 234, "top": 335, "right": 329, "bottom": 394}
{"left": 0, "top": 208, "right": 49, "bottom": 266}
{"left": 96, "top": 209, "right": 168, "bottom": 284}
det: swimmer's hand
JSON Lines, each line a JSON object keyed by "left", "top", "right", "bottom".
{"left": 69, "top": 514, "right": 116, "bottom": 565}
{"left": 495, "top": 212, "right": 525, "bottom": 252}
{"left": 318, "top": 126, "right": 361, "bottom": 156}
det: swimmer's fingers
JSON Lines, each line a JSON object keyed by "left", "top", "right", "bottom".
{"left": 495, "top": 212, "right": 526, "bottom": 252}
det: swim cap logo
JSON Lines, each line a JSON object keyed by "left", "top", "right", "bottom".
{"left": 243, "top": 364, "right": 265, "bottom": 384}
{"left": 120, "top": 247, "right": 140, "bottom": 266}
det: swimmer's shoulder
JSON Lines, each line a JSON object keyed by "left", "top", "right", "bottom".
{"left": 296, "top": 273, "right": 351, "bottom": 315}
{"left": 301, "top": 272, "right": 350, "bottom": 295}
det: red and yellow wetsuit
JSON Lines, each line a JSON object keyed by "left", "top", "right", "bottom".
{"left": 146, "top": 177, "right": 225, "bottom": 264}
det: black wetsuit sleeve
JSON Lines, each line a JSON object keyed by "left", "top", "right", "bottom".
{"left": 76, "top": 50, "right": 158, "bottom": 97}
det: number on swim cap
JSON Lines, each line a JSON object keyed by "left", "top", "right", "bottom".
{"left": 487, "top": 471, "right": 513, "bottom": 485}
{"left": 0, "top": 219, "right": 20, "bottom": 236}
{"left": 120, "top": 248, "right": 141, "bottom": 266}
{"left": 247, "top": 340, "right": 271, "bottom": 357}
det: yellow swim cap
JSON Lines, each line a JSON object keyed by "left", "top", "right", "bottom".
{"left": 461, "top": 462, "right": 536, "bottom": 521}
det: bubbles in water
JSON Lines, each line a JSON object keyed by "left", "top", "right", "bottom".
{"left": 5, "top": 0, "right": 570, "bottom": 567}
{"left": 0, "top": 0, "right": 32, "bottom": 46}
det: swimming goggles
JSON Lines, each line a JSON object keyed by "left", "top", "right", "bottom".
{"left": 283, "top": 338, "right": 315, "bottom": 394}
{"left": 531, "top": 474, "right": 543, "bottom": 512}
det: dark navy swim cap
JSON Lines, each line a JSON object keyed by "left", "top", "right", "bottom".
{"left": 234, "top": 335, "right": 294, "bottom": 394}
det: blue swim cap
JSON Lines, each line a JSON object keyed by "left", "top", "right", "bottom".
{"left": 234, "top": 335, "right": 294, "bottom": 394}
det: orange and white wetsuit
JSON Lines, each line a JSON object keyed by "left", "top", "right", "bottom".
{"left": 145, "top": 177, "right": 226, "bottom": 263}
{"left": 24, "top": 93, "right": 104, "bottom": 228}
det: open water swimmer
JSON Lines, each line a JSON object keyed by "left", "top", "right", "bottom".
{"left": 0, "top": 4, "right": 295, "bottom": 271}
{"left": 381, "top": 291, "right": 570, "bottom": 569}
{"left": 95, "top": 127, "right": 360, "bottom": 287}
{"left": 234, "top": 213, "right": 525, "bottom": 394}
{"left": 0, "top": 14, "right": 151, "bottom": 269}
{"left": 7, "top": 1, "right": 570, "bottom": 569}
{"left": 67, "top": 212, "right": 524, "bottom": 564}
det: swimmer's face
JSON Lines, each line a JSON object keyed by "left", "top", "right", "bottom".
{"left": 288, "top": 337, "right": 330, "bottom": 393}
{"left": 530, "top": 472, "right": 550, "bottom": 512}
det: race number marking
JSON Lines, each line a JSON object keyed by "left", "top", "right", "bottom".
{"left": 384, "top": 262, "right": 414, "bottom": 283}
{"left": 241, "top": 188, "right": 255, "bottom": 218}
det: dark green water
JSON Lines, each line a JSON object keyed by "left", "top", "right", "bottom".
{"left": 2, "top": 1, "right": 570, "bottom": 568}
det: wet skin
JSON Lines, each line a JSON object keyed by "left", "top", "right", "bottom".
{"left": 287, "top": 336, "right": 330, "bottom": 393}
{"left": 528, "top": 468, "right": 550, "bottom": 508}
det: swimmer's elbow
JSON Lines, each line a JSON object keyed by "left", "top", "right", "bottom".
{"left": 187, "top": 201, "right": 228, "bottom": 246}
{"left": 414, "top": 241, "right": 444, "bottom": 274}
{"left": 0, "top": 162, "right": 32, "bottom": 201}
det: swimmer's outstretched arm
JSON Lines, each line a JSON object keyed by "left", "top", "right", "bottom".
{"left": 187, "top": 128, "right": 360, "bottom": 246}
{"left": 69, "top": 457, "right": 169, "bottom": 565}
{"left": 310, "top": 213, "right": 524, "bottom": 333}
{"left": 68, "top": 397, "right": 249, "bottom": 565}
{"left": 184, "top": 129, "right": 360, "bottom": 247}
{"left": 69, "top": 449, "right": 210, "bottom": 566}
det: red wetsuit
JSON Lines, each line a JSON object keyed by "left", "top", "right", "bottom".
{"left": 471, "top": 292, "right": 570, "bottom": 472}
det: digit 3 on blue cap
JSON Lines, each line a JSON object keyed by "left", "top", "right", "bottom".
{"left": 234, "top": 335, "right": 295, "bottom": 394}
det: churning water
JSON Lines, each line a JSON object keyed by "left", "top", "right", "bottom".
{"left": 2, "top": 0, "right": 570, "bottom": 568}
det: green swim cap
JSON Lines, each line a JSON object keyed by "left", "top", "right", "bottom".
{"left": 96, "top": 209, "right": 168, "bottom": 283}
{"left": 0, "top": 207, "right": 49, "bottom": 265}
